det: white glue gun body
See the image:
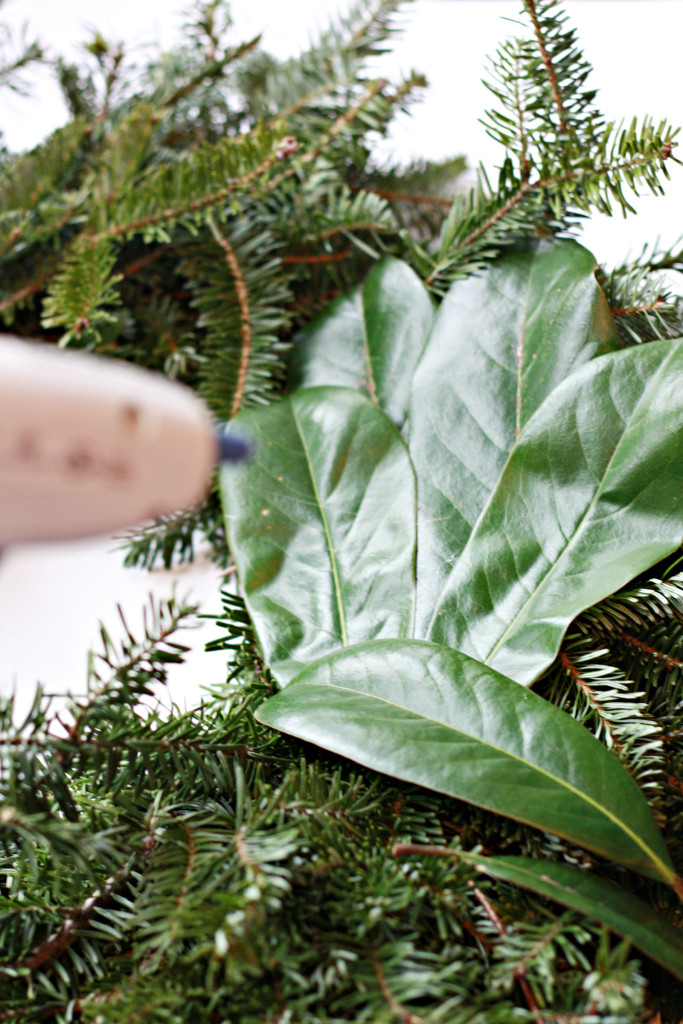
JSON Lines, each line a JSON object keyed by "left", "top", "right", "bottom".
{"left": 0, "top": 336, "right": 239, "bottom": 546}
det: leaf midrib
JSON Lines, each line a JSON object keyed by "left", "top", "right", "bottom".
{"left": 485, "top": 348, "right": 670, "bottom": 665}
{"left": 296, "top": 677, "right": 672, "bottom": 882}
{"left": 291, "top": 405, "right": 348, "bottom": 648}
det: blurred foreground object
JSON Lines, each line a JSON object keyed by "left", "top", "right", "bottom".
{"left": 0, "top": 336, "right": 244, "bottom": 545}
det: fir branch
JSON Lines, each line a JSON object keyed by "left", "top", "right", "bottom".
{"left": 541, "top": 634, "right": 666, "bottom": 799}
{"left": 120, "top": 491, "right": 227, "bottom": 571}
{"left": 41, "top": 235, "right": 122, "bottom": 346}
{"left": 207, "top": 216, "right": 253, "bottom": 418}
{"left": 523, "top": 0, "right": 569, "bottom": 134}
{"left": 97, "top": 127, "right": 284, "bottom": 241}
{"left": 371, "top": 948, "right": 427, "bottom": 1024}
{"left": 0, "top": 21, "right": 43, "bottom": 96}
{"left": 0, "top": 873, "right": 121, "bottom": 980}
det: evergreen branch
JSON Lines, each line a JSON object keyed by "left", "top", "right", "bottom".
{"left": 0, "top": 26, "right": 43, "bottom": 96}
{"left": 182, "top": 214, "right": 292, "bottom": 419}
{"left": 371, "top": 948, "right": 427, "bottom": 1024}
{"left": 62, "top": 594, "right": 198, "bottom": 752}
{"left": 98, "top": 128, "right": 284, "bottom": 241}
{"left": 472, "top": 887, "right": 545, "bottom": 1022}
{"left": 0, "top": 120, "right": 90, "bottom": 214}
{"left": 423, "top": 137, "right": 675, "bottom": 293}
{"left": 523, "top": 0, "right": 568, "bottom": 134}
{"left": 120, "top": 491, "right": 227, "bottom": 571}
{"left": 0, "top": 873, "right": 121, "bottom": 979}
{"left": 300, "top": 78, "right": 389, "bottom": 165}
{"left": 0, "top": 269, "right": 53, "bottom": 315}
{"left": 207, "top": 216, "right": 253, "bottom": 418}
{"left": 541, "top": 635, "right": 666, "bottom": 798}
{"left": 41, "top": 235, "right": 122, "bottom": 345}
{"left": 282, "top": 248, "right": 354, "bottom": 265}
{"left": 161, "top": 36, "right": 261, "bottom": 108}
{"left": 559, "top": 651, "right": 627, "bottom": 757}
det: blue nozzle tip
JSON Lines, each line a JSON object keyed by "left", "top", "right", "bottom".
{"left": 216, "top": 429, "right": 253, "bottom": 464}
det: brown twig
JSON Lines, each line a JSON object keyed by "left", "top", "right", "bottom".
{"left": 471, "top": 886, "right": 544, "bottom": 1024}
{"left": 0, "top": 875, "right": 119, "bottom": 979}
{"left": 559, "top": 651, "right": 625, "bottom": 755}
{"left": 621, "top": 633, "right": 683, "bottom": 671}
{"left": 392, "top": 844, "right": 544, "bottom": 1023}
{"left": 281, "top": 248, "right": 353, "bottom": 266}
{"left": 208, "top": 219, "right": 252, "bottom": 418}
{"left": 609, "top": 298, "right": 668, "bottom": 318}
{"left": 371, "top": 949, "right": 426, "bottom": 1024}
{"left": 523, "top": 0, "right": 568, "bottom": 133}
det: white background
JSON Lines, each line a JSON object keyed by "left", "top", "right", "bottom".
{"left": 1, "top": 0, "right": 682, "bottom": 717}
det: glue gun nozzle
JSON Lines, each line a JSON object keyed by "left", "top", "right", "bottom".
{"left": 215, "top": 429, "right": 253, "bottom": 464}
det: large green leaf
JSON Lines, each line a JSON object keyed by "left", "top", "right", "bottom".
{"left": 256, "top": 639, "right": 676, "bottom": 886}
{"left": 287, "top": 257, "right": 435, "bottom": 429}
{"left": 427, "top": 338, "right": 683, "bottom": 684}
{"left": 409, "top": 239, "right": 620, "bottom": 633}
{"left": 393, "top": 846, "right": 683, "bottom": 982}
{"left": 220, "top": 387, "right": 416, "bottom": 684}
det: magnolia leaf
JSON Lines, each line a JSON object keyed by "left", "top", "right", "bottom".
{"left": 428, "top": 337, "right": 683, "bottom": 685}
{"left": 465, "top": 854, "right": 683, "bottom": 981}
{"left": 288, "top": 257, "right": 435, "bottom": 428}
{"left": 409, "top": 238, "right": 620, "bottom": 633}
{"left": 256, "top": 639, "right": 676, "bottom": 886}
{"left": 220, "top": 387, "right": 416, "bottom": 684}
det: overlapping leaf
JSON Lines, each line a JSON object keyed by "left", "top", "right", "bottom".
{"left": 256, "top": 639, "right": 676, "bottom": 885}
{"left": 288, "top": 256, "right": 435, "bottom": 429}
{"left": 409, "top": 239, "right": 620, "bottom": 631}
{"left": 428, "top": 338, "right": 683, "bottom": 684}
{"left": 220, "top": 386, "right": 416, "bottom": 683}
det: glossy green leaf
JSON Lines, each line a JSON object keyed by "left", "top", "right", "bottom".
{"left": 256, "top": 639, "right": 676, "bottom": 885}
{"left": 409, "top": 239, "right": 620, "bottom": 633}
{"left": 428, "top": 338, "right": 683, "bottom": 685}
{"left": 461, "top": 854, "right": 683, "bottom": 982}
{"left": 288, "top": 257, "right": 435, "bottom": 428}
{"left": 220, "top": 387, "right": 416, "bottom": 684}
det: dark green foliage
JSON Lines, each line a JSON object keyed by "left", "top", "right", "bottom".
{"left": 0, "top": 593, "right": 672, "bottom": 1022}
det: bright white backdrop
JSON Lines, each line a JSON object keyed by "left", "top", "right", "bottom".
{"left": 1, "top": 0, "right": 682, "bottom": 715}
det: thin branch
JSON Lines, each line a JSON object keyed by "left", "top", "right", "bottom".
{"left": 281, "top": 248, "right": 353, "bottom": 265}
{"left": 523, "top": 0, "right": 568, "bottom": 133}
{"left": 471, "top": 886, "right": 544, "bottom": 1024}
{"left": 0, "top": 875, "right": 120, "bottom": 979}
{"left": 371, "top": 949, "right": 427, "bottom": 1024}
{"left": 97, "top": 151, "right": 278, "bottom": 241}
{"left": 559, "top": 651, "right": 625, "bottom": 755}
{"left": 621, "top": 633, "right": 683, "bottom": 672}
{"left": 610, "top": 298, "right": 668, "bottom": 318}
{"left": 207, "top": 218, "right": 252, "bottom": 418}
{"left": 425, "top": 146, "right": 673, "bottom": 288}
